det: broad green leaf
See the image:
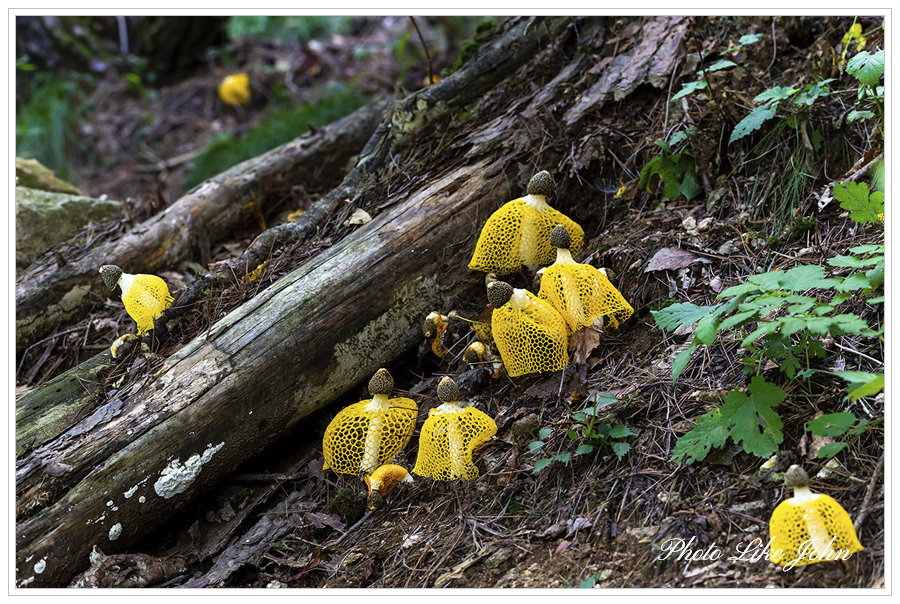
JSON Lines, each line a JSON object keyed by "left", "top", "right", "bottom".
{"left": 816, "top": 442, "right": 849, "bottom": 458}
{"left": 785, "top": 302, "right": 814, "bottom": 315}
{"left": 672, "top": 344, "right": 696, "bottom": 383}
{"left": 574, "top": 444, "right": 595, "bottom": 456}
{"left": 777, "top": 264, "right": 840, "bottom": 290}
{"left": 828, "top": 255, "right": 871, "bottom": 268}
{"left": 867, "top": 296, "right": 885, "bottom": 305}
{"left": 554, "top": 452, "right": 573, "bottom": 466}
{"left": 849, "top": 244, "right": 884, "bottom": 255}
{"left": 593, "top": 393, "right": 618, "bottom": 407}
{"left": 848, "top": 374, "right": 884, "bottom": 401}
{"left": 651, "top": 302, "right": 719, "bottom": 331}
{"left": 834, "top": 273, "right": 874, "bottom": 292}
{"left": 611, "top": 442, "right": 631, "bottom": 460}
{"left": 847, "top": 50, "right": 885, "bottom": 86}
{"left": 754, "top": 87, "right": 796, "bottom": 102}
{"left": 528, "top": 441, "right": 545, "bottom": 453}
{"left": 702, "top": 59, "right": 737, "bottom": 73}
{"left": 850, "top": 419, "right": 871, "bottom": 436}
{"left": 679, "top": 170, "right": 702, "bottom": 202}
{"left": 654, "top": 138, "right": 672, "bottom": 154}
{"left": 566, "top": 429, "right": 579, "bottom": 440}
{"left": 740, "top": 322, "right": 778, "bottom": 348}
{"left": 668, "top": 128, "right": 694, "bottom": 148}
{"left": 847, "top": 110, "right": 875, "bottom": 122}
{"left": 721, "top": 377, "right": 786, "bottom": 458}
{"left": 807, "top": 412, "right": 857, "bottom": 437}
{"left": 834, "top": 181, "right": 884, "bottom": 224}
{"left": 738, "top": 33, "right": 764, "bottom": 45}
{"left": 719, "top": 281, "right": 765, "bottom": 298}
{"left": 796, "top": 368, "right": 815, "bottom": 380}
{"left": 777, "top": 316, "right": 809, "bottom": 337}
{"left": 533, "top": 458, "right": 554, "bottom": 473}
{"left": 729, "top": 103, "right": 778, "bottom": 144}
{"left": 718, "top": 309, "right": 759, "bottom": 332}
{"left": 579, "top": 575, "right": 598, "bottom": 589}
{"left": 671, "top": 80, "right": 707, "bottom": 102}
{"left": 836, "top": 370, "right": 880, "bottom": 390}
{"left": 538, "top": 428, "right": 553, "bottom": 439}
{"left": 609, "top": 425, "right": 634, "bottom": 439}
{"left": 695, "top": 311, "right": 722, "bottom": 346}
{"left": 670, "top": 410, "right": 728, "bottom": 465}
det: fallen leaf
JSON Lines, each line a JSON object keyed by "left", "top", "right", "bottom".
{"left": 569, "top": 327, "right": 602, "bottom": 365}
{"left": 307, "top": 512, "right": 345, "bottom": 531}
{"left": 554, "top": 540, "right": 573, "bottom": 554}
{"left": 645, "top": 247, "right": 711, "bottom": 272}
{"left": 344, "top": 208, "right": 372, "bottom": 226}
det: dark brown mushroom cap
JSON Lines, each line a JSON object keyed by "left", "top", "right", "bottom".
{"left": 463, "top": 341, "right": 487, "bottom": 364}
{"left": 436, "top": 376, "right": 460, "bottom": 404}
{"left": 99, "top": 265, "right": 123, "bottom": 290}
{"left": 526, "top": 170, "right": 556, "bottom": 198}
{"left": 368, "top": 368, "right": 394, "bottom": 396}
{"left": 486, "top": 280, "right": 514, "bottom": 308}
{"left": 366, "top": 489, "right": 385, "bottom": 510}
{"left": 784, "top": 464, "right": 810, "bottom": 489}
{"left": 549, "top": 225, "right": 571, "bottom": 250}
{"left": 423, "top": 315, "right": 438, "bottom": 338}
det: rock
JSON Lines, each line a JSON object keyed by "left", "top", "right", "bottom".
{"left": 15, "top": 186, "right": 124, "bottom": 272}
{"left": 15, "top": 157, "right": 83, "bottom": 195}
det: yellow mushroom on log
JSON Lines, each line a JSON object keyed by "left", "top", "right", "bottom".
{"left": 99, "top": 265, "right": 174, "bottom": 358}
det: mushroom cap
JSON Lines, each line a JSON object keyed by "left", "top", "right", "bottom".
{"left": 218, "top": 73, "right": 252, "bottom": 107}
{"left": 366, "top": 490, "right": 385, "bottom": 510}
{"left": 784, "top": 464, "right": 810, "bottom": 489}
{"left": 436, "top": 376, "right": 460, "bottom": 404}
{"left": 368, "top": 369, "right": 394, "bottom": 396}
{"left": 100, "top": 265, "right": 123, "bottom": 290}
{"left": 549, "top": 225, "right": 571, "bottom": 250}
{"left": 526, "top": 170, "right": 556, "bottom": 198}
{"left": 423, "top": 313, "right": 440, "bottom": 338}
{"left": 487, "top": 280, "right": 514, "bottom": 308}
{"left": 463, "top": 341, "right": 487, "bottom": 364}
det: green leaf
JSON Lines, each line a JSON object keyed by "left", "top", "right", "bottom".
{"left": 834, "top": 181, "right": 884, "bottom": 224}
{"left": 702, "top": 59, "right": 737, "bottom": 73}
{"left": 593, "top": 393, "right": 618, "bottom": 408}
{"left": 796, "top": 368, "right": 815, "bottom": 380}
{"left": 566, "top": 429, "right": 579, "bottom": 440}
{"left": 849, "top": 244, "right": 884, "bottom": 255}
{"left": 850, "top": 419, "right": 871, "bottom": 436}
{"left": 807, "top": 412, "right": 857, "bottom": 437}
{"left": 533, "top": 458, "right": 554, "bottom": 473}
{"left": 651, "top": 302, "right": 719, "bottom": 331}
{"left": 828, "top": 255, "right": 873, "bottom": 268}
{"left": 671, "top": 80, "right": 707, "bottom": 102}
{"left": 834, "top": 273, "right": 874, "bottom": 292}
{"left": 608, "top": 424, "right": 634, "bottom": 439}
{"left": 738, "top": 33, "right": 764, "bottom": 45}
{"left": 538, "top": 428, "right": 553, "bottom": 439}
{"left": 611, "top": 442, "right": 631, "bottom": 460}
{"left": 729, "top": 103, "right": 778, "bottom": 144}
{"left": 720, "top": 377, "right": 786, "bottom": 458}
{"left": 847, "top": 50, "right": 885, "bottom": 87}
{"left": 679, "top": 170, "right": 702, "bottom": 202}
{"left": 579, "top": 575, "right": 598, "bottom": 589}
{"left": 754, "top": 87, "right": 796, "bottom": 102}
{"left": 848, "top": 374, "right": 884, "bottom": 401}
{"left": 777, "top": 264, "right": 840, "bottom": 290}
{"left": 695, "top": 311, "right": 722, "bottom": 346}
{"left": 835, "top": 370, "right": 880, "bottom": 391}
{"left": 816, "top": 442, "right": 849, "bottom": 459}
{"left": 668, "top": 128, "right": 694, "bottom": 148}
{"left": 554, "top": 452, "right": 573, "bottom": 466}
{"left": 777, "top": 316, "right": 809, "bottom": 337}
{"left": 847, "top": 110, "right": 875, "bottom": 122}
{"left": 654, "top": 138, "right": 672, "bottom": 154}
{"left": 672, "top": 344, "right": 697, "bottom": 383}
{"left": 528, "top": 441, "right": 545, "bottom": 453}
{"left": 574, "top": 444, "right": 596, "bottom": 456}
{"left": 670, "top": 410, "right": 728, "bottom": 465}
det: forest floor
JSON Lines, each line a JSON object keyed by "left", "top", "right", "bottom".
{"left": 18, "top": 16, "right": 884, "bottom": 589}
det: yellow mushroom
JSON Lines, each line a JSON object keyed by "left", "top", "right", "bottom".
{"left": 412, "top": 377, "right": 497, "bottom": 481}
{"left": 538, "top": 225, "right": 633, "bottom": 331}
{"left": 218, "top": 73, "right": 252, "bottom": 107}
{"left": 487, "top": 280, "right": 568, "bottom": 377}
{"left": 468, "top": 170, "right": 584, "bottom": 275}
{"left": 100, "top": 265, "right": 174, "bottom": 358}
{"left": 322, "top": 369, "right": 418, "bottom": 476}
{"left": 422, "top": 311, "right": 451, "bottom": 358}
{"left": 768, "top": 465, "right": 863, "bottom": 567}
{"left": 364, "top": 464, "right": 413, "bottom": 510}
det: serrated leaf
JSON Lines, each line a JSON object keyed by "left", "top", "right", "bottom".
{"left": 670, "top": 410, "right": 728, "bottom": 465}
{"left": 738, "top": 33, "right": 764, "bottom": 45}
{"left": 777, "top": 264, "right": 840, "bottom": 290}
{"left": 554, "top": 452, "right": 573, "bottom": 466}
{"left": 528, "top": 440, "right": 545, "bottom": 453}
{"left": 671, "top": 80, "right": 707, "bottom": 102}
{"left": 740, "top": 322, "right": 779, "bottom": 348}
{"left": 538, "top": 428, "right": 553, "bottom": 439}
{"left": 828, "top": 255, "right": 870, "bottom": 268}
{"left": 566, "top": 429, "right": 578, "bottom": 440}
{"left": 834, "top": 273, "right": 874, "bottom": 292}
{"left": 533, "top": 458, "right": 554, "bottom": 473}
{"left": 652, "top": 302, "right": 719, "bottom": 331}
{"left": 847, "top": 50, "right": 884, "bottom": 86}
{"left": 574, "top": 444, "right": 596, "bottom": 456}
{"left": 816, "top": 442, "right": 849, "bottom": 459}
{"left": 867, "top": 296, "right": 884, "bottom": 305}
{"left": 848, "top": 374, "right": 884, "bottom": 401}
{"left": 719, "top": 282, "right": 765, "bottom": 298}
{"left": 796, "top": 368, "right": 815, "bottom": 380}
{"left": 611, "top": 442, "right": 631, "bottom": 460}
{"left": 718, "top": 309, "right": 760, "bottom": 332}
{"left": 777, "top": 316, "right": 808, "bottom": 337}
{"left": 672, "top": 343, "right": 696, "bottom": 383}
{"left": 729, "top": 103, "right": 778, "bottom": 144}
{"left": 593, "top": 392, "right": 618, "bottom": 407}
{"left": 849, "top": 244, "right": 884, "bottom": 255}
{"left": 702, "top": 59, "right": 737, "bottom": 74}
{"left": 754, "top": 87, "right": 796, "bottom": 102}
{"left": 721, "top": 377, "right": 786, "bottom": 458}
{"left": 807, "top": 412, "right": 856, "bottom": 437}
{"left": 608, "top": 424, "right": 634, "bottom": 439}
{"left": 834, "top": 181, "right": 884, "bottom": 224}
{"left": 695, "top": 311, "right": 722, "bottom": 346}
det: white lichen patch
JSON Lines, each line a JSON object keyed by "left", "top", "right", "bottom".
{"left": 34, "top": 557, "right": 47, "bottom": 574}
{"left": 124, "top": 485, "right": 138, "bottom": 498}
{"left": 109, "top": 523, "right": 123, "bottom": 541}
{"left": 139, "top": 496, "right": 146, "bottom": 504}
{"left": 106, "top": 500, "right": 114, "bottom": 507}
{"left": 17, "top": 576, "right": 34, "bottom": 587}
{"left": 154, "top": 442, "right": 225, "bottom": 499}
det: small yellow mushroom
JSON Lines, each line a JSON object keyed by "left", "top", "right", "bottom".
{"left": 364, "top": 464, "right": 413, "bottom": 510}
{"left": 412, "top": 377, "right": 497, "bottom": 481}
{"left": 218, "top": 73, "right": 252, "bottom": 107}
{"left": 422, "top": 311, "right": 451, "bottom": 358}
{"left": 538, "top": 225, "right": 633, "bottom": 331}
{"left": 322, "top": 369, "right": 418, "bottom": 476}
{"left": 768, "top": 465, "right": 863, "bottom": 567}
{"left": 100, "top": 265, "right": 174, "bottom": 358}
{"left": 468, "top": 170, "right": 584, "bottom": 275}
{"left": 487, "top": 280, "right": 568, "bottom": 377}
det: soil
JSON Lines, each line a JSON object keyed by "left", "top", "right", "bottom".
{"left": 18, "top": 16, "right": 884, "bottom": 590}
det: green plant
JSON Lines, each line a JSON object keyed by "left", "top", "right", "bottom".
{"left": 184, "top": 84, "right": 368, "bottom": 191}
{"left": 638, "top": 128, "right": 700, "bottom": 202}
{"left": 528, "top": 394, "right": 633, "bottom": 473}
{"left": 846, "top": 49, "right": 884, "bottom": 124}
{"left": 653, "top": 182, "right": 883, "bottom": 464}
{"left": 226, "top": 16, "right": 354, "bottom": 46}
{"left": 806, "top": 409, "right": 881, "bottom": 459}
{"left": 671, "top": 33, "right": 763, "bottom": 102}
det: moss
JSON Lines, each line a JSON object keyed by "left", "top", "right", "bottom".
{"left": 648, "top": 297, "right": 678, "bottom": 312}
{"left": 327, "top": 488, "right": 366, "bottom": 525}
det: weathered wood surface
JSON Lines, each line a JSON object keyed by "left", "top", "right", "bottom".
{"left": 15, "top": 95, "right": 392, "bottom": 354}
{"left": 15, "top": 15, "right": 688, "bottom": 587}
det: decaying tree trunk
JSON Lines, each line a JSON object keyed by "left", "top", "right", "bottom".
{"left": 16, "top": 16, "right": 687, "bottom": 587}
{"left": 15, "top": 95, "right": 391, "bottom": 355}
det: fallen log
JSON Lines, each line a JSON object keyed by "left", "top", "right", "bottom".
{"left": 15, "top": 94, "right": 392, "bottom": 354}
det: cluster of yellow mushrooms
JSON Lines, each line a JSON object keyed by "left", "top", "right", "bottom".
{"left": 99, "top": 169, "right": 863, "bottom": 564}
